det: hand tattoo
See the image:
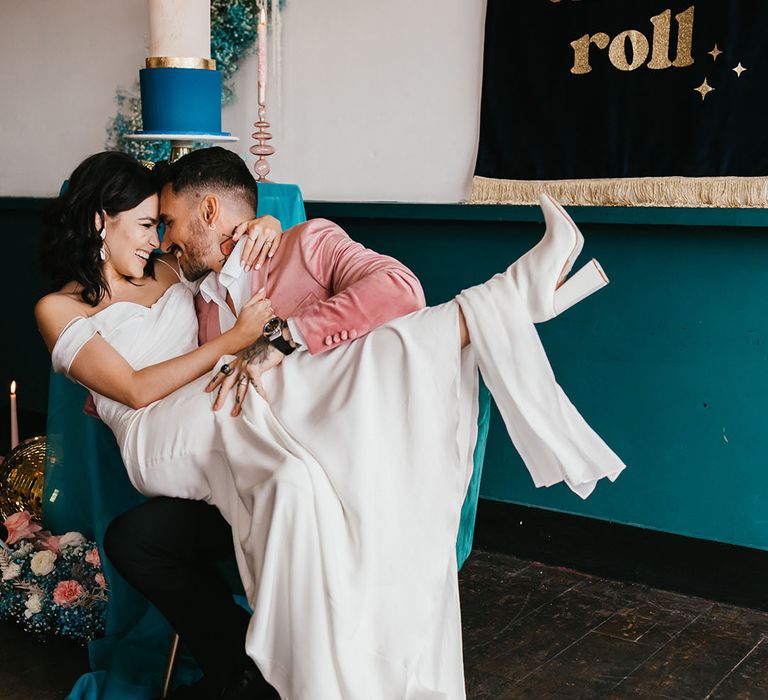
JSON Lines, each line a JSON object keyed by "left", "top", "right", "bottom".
{"left": 238, "top": 338, "right": 279, "bottom": 368}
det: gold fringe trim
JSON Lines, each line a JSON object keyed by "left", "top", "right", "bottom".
{"left": 470, "top": 176, "right": 768, "bottom": 208}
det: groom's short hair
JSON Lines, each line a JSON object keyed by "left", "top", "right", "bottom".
{"left": 157, "top": 147, "right": 259, "bottom": 215}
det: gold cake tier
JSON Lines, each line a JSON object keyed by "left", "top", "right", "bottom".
{"left": 146, "top": 56, "right": 216, "bottom": 70}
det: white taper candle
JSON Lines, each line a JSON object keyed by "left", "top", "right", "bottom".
{"left": 10, "top": 380, "right": 18, "bottom": 450}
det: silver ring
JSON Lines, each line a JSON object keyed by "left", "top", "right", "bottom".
{"left": 265, "top": 241, "right": 272, "bottom": 248}
{"left": 220, "top": 364, "right": 234, "bottom": 377}
{"left": 238, "top": 376, "right": 249, "bottom": 385}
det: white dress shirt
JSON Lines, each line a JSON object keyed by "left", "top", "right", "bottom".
{"left": 198, "top": 237, "right": 306, "bottom": 348}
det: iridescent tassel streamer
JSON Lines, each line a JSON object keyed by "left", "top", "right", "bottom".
{"left": 271, "top": 0, "right": 283, "bottom": 118}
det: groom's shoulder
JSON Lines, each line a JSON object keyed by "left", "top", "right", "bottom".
{"left": 282, "top": 218, "right": 348, "bottom": 246}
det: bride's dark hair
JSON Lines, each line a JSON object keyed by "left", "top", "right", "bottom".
{"left": 40, "top": 151, "right": 160, "bottom": 306}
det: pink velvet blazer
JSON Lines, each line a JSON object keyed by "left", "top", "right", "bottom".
{"left": 195, "top": 218, "right": 426, "bottom": 352}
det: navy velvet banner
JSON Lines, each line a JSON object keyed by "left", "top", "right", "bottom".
{"left": 475, "top": 1, "right": 768, "bottom": 183}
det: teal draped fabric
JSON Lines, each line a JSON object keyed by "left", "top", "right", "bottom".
{"left": 43, "top": 182, "right": 489, "bottom": 698}
{"left": 457, "top": 377, "right": 491, "bottom": 569}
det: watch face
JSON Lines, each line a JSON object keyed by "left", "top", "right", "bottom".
{"left": 263, "top": 317, "right": 281, "bottom": 337}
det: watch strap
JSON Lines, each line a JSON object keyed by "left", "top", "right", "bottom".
{"left": 269, "top": 333, "right": 296, "bottom": 355}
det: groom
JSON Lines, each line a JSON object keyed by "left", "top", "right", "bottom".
{"left": 103, "top": 147, "right": 426, "bottom": 700}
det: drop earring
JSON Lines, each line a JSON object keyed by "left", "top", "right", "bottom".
{"left": 99, "top": 226, "right": 107, "bottom": 261}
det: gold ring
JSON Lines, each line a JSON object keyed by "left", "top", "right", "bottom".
{"left": 265, "top": 241, "right": 272, "bottom": 248}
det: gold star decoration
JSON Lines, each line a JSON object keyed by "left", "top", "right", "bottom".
{"left": 694, "top": 78, "right": 715, "bottom": 101}
{"left": 708, "top": 44, "right": 723, "bottom": 61}
{"left": 733, "top": 62, "right": 747, "bottom": 77}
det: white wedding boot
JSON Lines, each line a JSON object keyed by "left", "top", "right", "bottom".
{"left": 455, "top": 194, "right": 626, "bottom": 500}
{"left": 509, "top": 194, "right": 609, "bottom": 322}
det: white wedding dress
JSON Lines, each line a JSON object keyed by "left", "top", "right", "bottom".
{"left": 51, "top": 264, "right": 625, "bottom": 700}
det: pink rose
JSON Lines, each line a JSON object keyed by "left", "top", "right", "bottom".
{"left": 36, "top": 532, "right": 61, "bottom": 553}
{"left": 4, "top": 511, "right": 43, "bottom": 545}
{"left": 85, "top": 547, "right": 101, "bottom": 568}
{"left": 95, "top": 572, "right": 106, "bottom": 588}
{"left": 53, "top": 579, "right": 85, "bottom": 607}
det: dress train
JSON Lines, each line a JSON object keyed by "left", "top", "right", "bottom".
{"left": 210, "top": 257, "right": 625, "bottom": 699}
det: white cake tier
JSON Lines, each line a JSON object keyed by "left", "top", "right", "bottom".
{"left": 148, "top": 0, "right": 210, "bottom": 59}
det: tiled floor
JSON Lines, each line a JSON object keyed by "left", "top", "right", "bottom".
{"left": 3, "top": 550, "right": 768, "bottom": 699}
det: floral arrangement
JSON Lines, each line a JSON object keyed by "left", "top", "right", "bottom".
{"left": 0, "top": 512, "right": 108, "bottom": 643}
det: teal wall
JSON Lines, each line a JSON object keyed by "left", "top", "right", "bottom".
{"left": 5, "top": 198, "right": 768, "bottom": 552}
{"left": 3, "top": 200, "right": 51, "bottom": 435}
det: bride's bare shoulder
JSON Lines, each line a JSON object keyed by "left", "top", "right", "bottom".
{"left": 35, "top": 288, "right": 88, "bottom": 321}
{"left": 35, "top": 289, "right": 91, "bottom": 350}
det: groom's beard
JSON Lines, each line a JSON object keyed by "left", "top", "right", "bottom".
{"left": 178, "top": 218, "right": 215, "bottom": 281}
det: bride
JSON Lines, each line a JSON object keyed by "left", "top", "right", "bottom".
{"left": 36, "top": 151, "right": 625, "bottom": 700}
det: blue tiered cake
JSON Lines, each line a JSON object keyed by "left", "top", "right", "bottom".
{"left": 140, "top": 62, "right": 226, "bottom": 136}
{"left": 136, "top": 0, "right": 230, "bottom": 137}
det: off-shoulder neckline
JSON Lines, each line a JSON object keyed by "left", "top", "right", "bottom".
{"left": 54, "top": 282, "right": 185, "bottom": 344}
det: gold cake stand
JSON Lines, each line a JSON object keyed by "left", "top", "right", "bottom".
{"left": 125, "top": 133, "right": 239, "bottom": 162}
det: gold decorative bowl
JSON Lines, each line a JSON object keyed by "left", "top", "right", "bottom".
{"left": 0, "top": 436, "right": 46, "bottom": 522}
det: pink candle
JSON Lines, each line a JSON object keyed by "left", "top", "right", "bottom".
{"left": 10, "top": 380, "right": 18, "bottom": 450}
{"left": 257, "top": 3, "right": 268, "bottom": 105}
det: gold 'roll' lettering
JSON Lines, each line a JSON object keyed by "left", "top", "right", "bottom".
{"left": 570, "top": 6, "right": 695, "bottom": 75}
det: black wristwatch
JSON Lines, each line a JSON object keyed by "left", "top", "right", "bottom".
{"left": 262, "top": 316, "right": 296, "bottom": 355}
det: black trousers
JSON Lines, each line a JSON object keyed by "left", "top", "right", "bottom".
{"left": 103, "top": 497, "right": 253, "bottom": 686}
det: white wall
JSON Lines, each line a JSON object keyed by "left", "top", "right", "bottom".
{"left": 0, "top": 0, "right": 486, "bottom": 201}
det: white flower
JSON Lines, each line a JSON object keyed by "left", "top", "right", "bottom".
{"left": 2, "top": 562, "right": 21, "bottom": 581}
{"left": 23, "top": 593, "right": 42, "bottom": 618}
{"left": 58, "top": 532, "right": 86, "bottom": 549}
{"left": 12, "top": 542, "right": 34, "bottom": 559}
{"left": 30, "top": 550, "right": 57, "bottom": 576}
